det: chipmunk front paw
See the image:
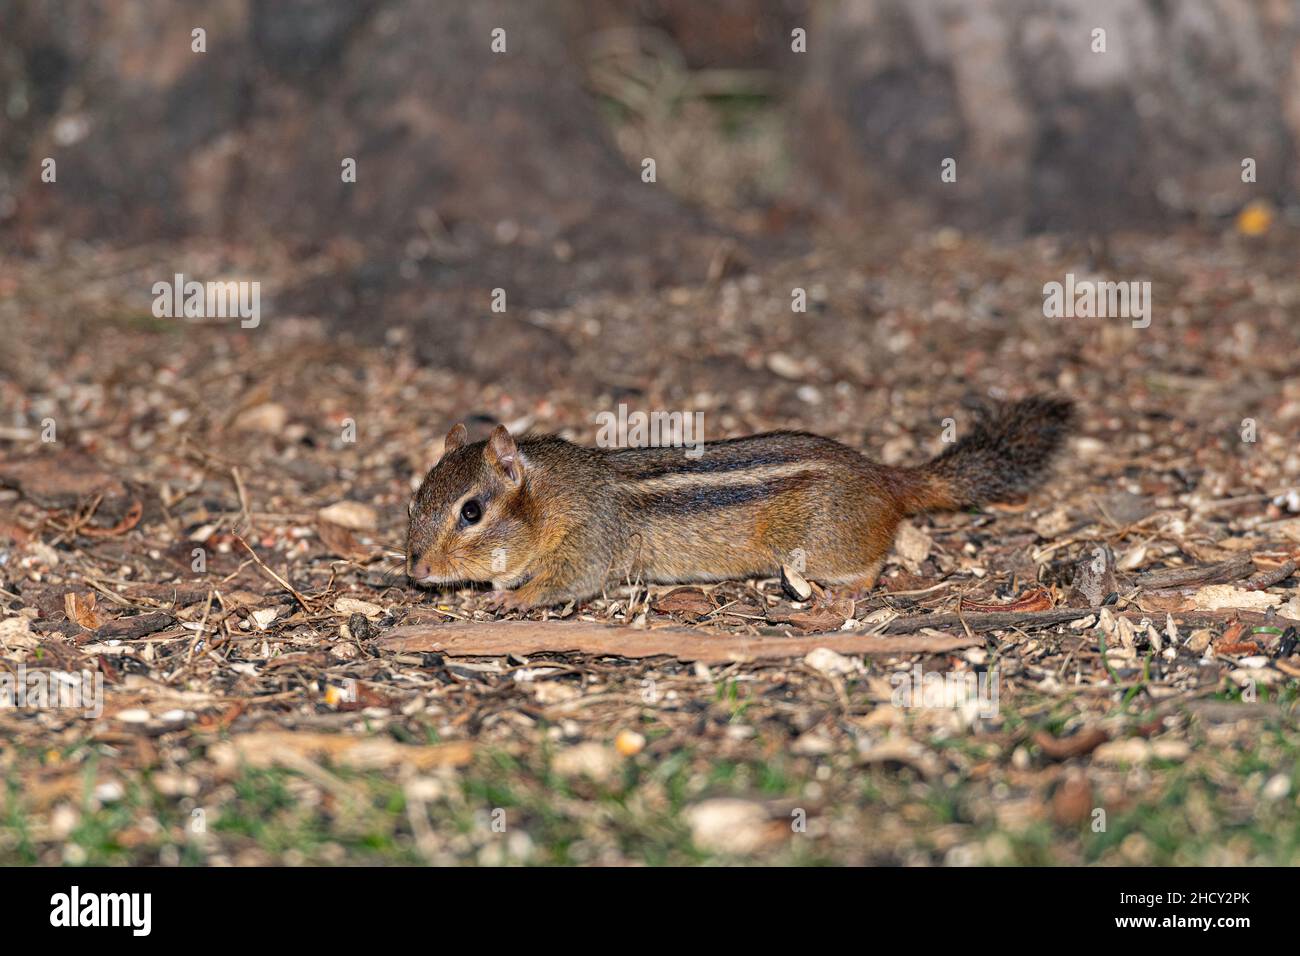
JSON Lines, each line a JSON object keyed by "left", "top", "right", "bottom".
{"left": 483, "top": 583, "right": 577, "bottom": 613}
{"left": 482, "top": 587, "right": 553, "bottom": 613}
{"left": 481, "top": 589, "right": 521, "bottom": 613}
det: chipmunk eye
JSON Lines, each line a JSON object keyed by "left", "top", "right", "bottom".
{"left": 459, "top": 499, "right": 482, "bottom": 525}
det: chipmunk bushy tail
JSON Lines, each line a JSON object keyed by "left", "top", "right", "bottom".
{"left": 900, "top": 396, "right": 1075, "bottom": 514}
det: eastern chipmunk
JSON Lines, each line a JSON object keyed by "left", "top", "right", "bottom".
{"left": 406, "top": 397, "right": 1074, "bottom": 610}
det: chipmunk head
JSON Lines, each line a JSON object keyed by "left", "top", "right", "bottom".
{"left": 406, "top": 423, "right": 539, "bottom": 587}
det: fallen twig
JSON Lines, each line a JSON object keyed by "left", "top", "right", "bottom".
{"left": 233, "top": 533, "right": 317, "bottom": 612}
{"left": 1244, "top": 559, "right": 1296, "bottom": 590}
{"left": 880, "top": 605, "right": 1283, "bottom": 635}
{"left": 1132, "top": 552, "right": 1253, "bottom": 590}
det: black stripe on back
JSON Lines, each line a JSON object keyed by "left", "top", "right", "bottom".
{"left": 610, "top": 452, "right": 805, "bottom": 480}
{"left": 628, "top": 472, "right": 818, "bottom": 515}
{"left": 606, "top": 432, "right": 832, "bottom": 480}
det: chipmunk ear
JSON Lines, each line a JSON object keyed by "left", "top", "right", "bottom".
{"left": 442, "top": 423, "right": 468, "bottom": 456}
{"left": 484, "top": 425, "right": 522, "bottom": 485}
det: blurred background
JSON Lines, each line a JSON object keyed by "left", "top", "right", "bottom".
{"left": 6, "top": 1, "right": 1300, "bottom": 235}
{"left": 2, "top": 1, "right": 1300, "bottom": 869}
{"left": 2, "top": 1, "right": 1297, "bottom": 339}
{"left": 1, "top": 0, "right": 1298, "bottom": 445}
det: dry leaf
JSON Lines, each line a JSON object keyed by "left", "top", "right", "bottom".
{"left": 317, "top": 520, "right": 365, "bottom": 558}
{"left": 64, "top": 591, "right": 107, "bottom": 630}
{"left": 249, "top": 608, "right": 278, "bottom": 630}
{"left": 768, "top": 597, "right": 854, "bottom": 632}
{"left": 962, "top": 588, "right": 1052, "bottom": 614}
{"left": 0, "top": 453, "right": 129, "bottom": 510}
{"left": 317, "top": 501, "right": 379, "bottom": 531}
{"left": 651, "top": 587, "right": 715, "bottom": 618}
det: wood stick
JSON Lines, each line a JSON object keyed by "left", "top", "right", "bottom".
{"left": 880, "top": 605, "right": 1282, "bottom": 635}
{"left": 1132, "top": 552, "right": 1253, "bottom": 589}
{"left": 1244, "top": 559, "right": 1296, "bottom": 590}
{"left": 232, "top": 533, "right": 316, "bottom": 612}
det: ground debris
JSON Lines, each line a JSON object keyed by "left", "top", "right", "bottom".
{"left": 1, "top": 229, "right": 1297, "bottom": 865}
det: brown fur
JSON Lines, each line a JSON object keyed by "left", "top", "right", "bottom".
{"left": 406, "top": 398, "right": 1075, "bottom": 609}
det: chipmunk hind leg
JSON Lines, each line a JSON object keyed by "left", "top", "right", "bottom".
{"left": 801, "top": 496, "right": 899, "bottom": 596}
{"left": 814, "top": 556, "right": 886, "bottom": 599}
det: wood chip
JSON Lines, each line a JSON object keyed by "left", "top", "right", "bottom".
{"left": 779, "top": 565, "right": 813, "bottom": 602}
{"left": 91, "top": 612, "right": 176, "bottom": 642}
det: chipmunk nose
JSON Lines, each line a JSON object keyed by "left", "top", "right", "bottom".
{"left": 409, "top": 559, "right": 431, "bottom": 580}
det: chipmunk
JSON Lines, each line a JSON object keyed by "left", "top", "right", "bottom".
{"left": 406, "top": 397, "right": 1074, "bottom": 610}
